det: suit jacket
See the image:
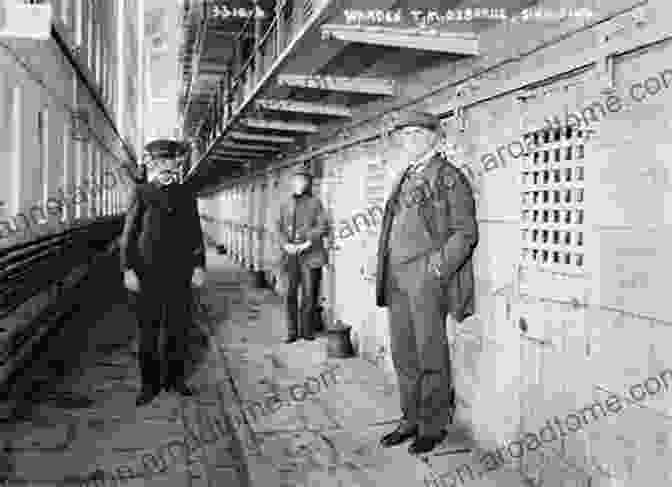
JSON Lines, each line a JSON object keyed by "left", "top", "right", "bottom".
{"left": 275, "top": 192, "right": 329, "bottom": 269}
{"left": 375, "top": 152, "right": 478, "bottom": 322}
{"left": 120, "top": 181, "right": 205, "bottom": 279}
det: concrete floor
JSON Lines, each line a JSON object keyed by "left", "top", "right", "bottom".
{"left": 0, "top": 250, "right": 531, "bottom": 487}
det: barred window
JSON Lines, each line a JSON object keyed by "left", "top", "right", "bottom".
{"left": 520, "top": 126, "right": 587, "bottom": 271}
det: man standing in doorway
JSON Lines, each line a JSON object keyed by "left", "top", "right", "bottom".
{"left": 120, "top": 146, "right": 206, "bottom": 406}
{"left": 375, "top": 110, "right": 478, "bottom": 454}
{"left": 275, "top": 166, "right": 328, "bottom": 343}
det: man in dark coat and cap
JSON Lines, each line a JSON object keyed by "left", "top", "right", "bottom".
{"left": 275, "top": 165, "right": 329, "bottom": 343}
{"left": 375, "top": 110, "right": 479, "bottom": 454}
{"left": 120, "top": 144, "right": 206, "bottom": 406}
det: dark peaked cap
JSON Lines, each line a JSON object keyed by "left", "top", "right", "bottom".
{"left": 392, "top": 110, "right": 441, "bottom": 131}
{"left": 292, "top": 166, "right": 313, "bottom": 178}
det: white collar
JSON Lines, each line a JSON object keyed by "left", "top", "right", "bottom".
{"left": 409, "top": 147, "right": 437, "bottom": 173}
{"left": 385, "top": 146, "right": 437, "bottom": 192}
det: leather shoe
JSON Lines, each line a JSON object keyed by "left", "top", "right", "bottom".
{"left": 380, "top": 424, "right": 418, "bottom": 447}
{"left": 136, "top": 389, "right": 159, "bottom": 406}
{"left": 170, "top": 384, "right": 195, "bottom": 396}
{"left": 285, "top": 337, "right": 299, "bottom": 344}
{"left": 302, "top": 335, "right": 315, "bottom": 341}
{"left": 408, "top": 432, "right": 446, "bottom": 455}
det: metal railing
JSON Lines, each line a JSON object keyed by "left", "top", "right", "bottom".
{"left": 193, "top": 0, "right": 316, "bottom": 145}
{"left": 0, "top": 216, "right": 124, "bottom": 380}
{"left": 181, "top": 1, "right": 210, "bottom": 123}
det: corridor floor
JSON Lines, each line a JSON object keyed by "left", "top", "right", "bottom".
{"left": 0, "top": 250, "right": 530, "bottom": 487}
{"left": 0, "top": 253, "right": 248, "bottom": 487}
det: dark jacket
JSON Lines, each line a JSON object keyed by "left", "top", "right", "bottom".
{"left": 375, "top": 152, "right": 478, "bottom": 321}
{"left": 275, "top": 192, "right": 329, "bottom": 269}
{"left": 120, "top": 181, "right": 205, "bottom": 278}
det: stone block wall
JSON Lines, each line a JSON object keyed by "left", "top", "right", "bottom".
{"left": 208, "top": 2, "right": 672, "bottom": 484}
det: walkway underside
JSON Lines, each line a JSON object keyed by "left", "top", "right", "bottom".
{"left": 178, "top": 0, "right": 494, "bottom": 192}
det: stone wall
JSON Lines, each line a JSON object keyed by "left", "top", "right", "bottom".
{"left": 208, "top": 2, "right": 672, "bottom": 484}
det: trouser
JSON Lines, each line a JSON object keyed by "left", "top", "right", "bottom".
{"left": 134, "top": 272, "right": 193, "bottom": 391}
{"left": 385, "top": 258, "right": 455, "bottom": 437}
{"left": 285, "top": 256, "right": 322, "bottom": 338}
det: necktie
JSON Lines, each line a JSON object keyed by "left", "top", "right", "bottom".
{"left": 290, "top": 198, "right": 297, "bottom": 242}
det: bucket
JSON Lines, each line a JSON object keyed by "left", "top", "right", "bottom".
{"left": 250, "top": 270, "right": 266, "bottom": 289}
{"left": 326, "top": 323, "right": 354, "bottom": 358}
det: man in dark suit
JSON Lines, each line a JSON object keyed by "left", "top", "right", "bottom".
{"left": 275, "top": 166, "right": 328, "bottom": 343}
{"left": 120, "top": 153, "right": 206, "bottom": 406}
{"left": 375, "top": 110, "right": 478, "bottom": 454}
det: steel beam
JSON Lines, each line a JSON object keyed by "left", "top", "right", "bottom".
{"left": 218, "top": 141, "right": 282, "bottom": 152}
{"left": 256, "top": 98, "right": 351, "bottom": 117}
{"left": 275, "top": 74, "right": 396, "bottom": 95}
{"left": 320, "top": 25, "right": 479, "bottom": 56}
{"left": 213, "top": 158, "right": 248, "bottom": 164}
{"left": 239, "top": 118, "right": 319, "bottom": 133}
{"left": 212, "top": 148, "right": 266, "bottom": 156}
{"left": 199, "top": 72, "right": 224, "bottom": 83}
{"left": 199, "top": 62, "right": 230, "bottom": 74}
{"left": 228, "top": 131, "right": 294, "bottom": 144}
{"left": 213, "top": 151, "right": 267, "bottom": 159}
{"left": 212, "top": 155, "right": 247, "bottom": 160}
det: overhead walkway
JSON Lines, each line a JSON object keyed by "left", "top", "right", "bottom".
{"left": 179, "top": 0, "right": 480, "bottom": 191}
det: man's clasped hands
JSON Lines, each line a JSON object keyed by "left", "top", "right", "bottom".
{"left": 283, "top": 240, "right": 311, "bottom": 255}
